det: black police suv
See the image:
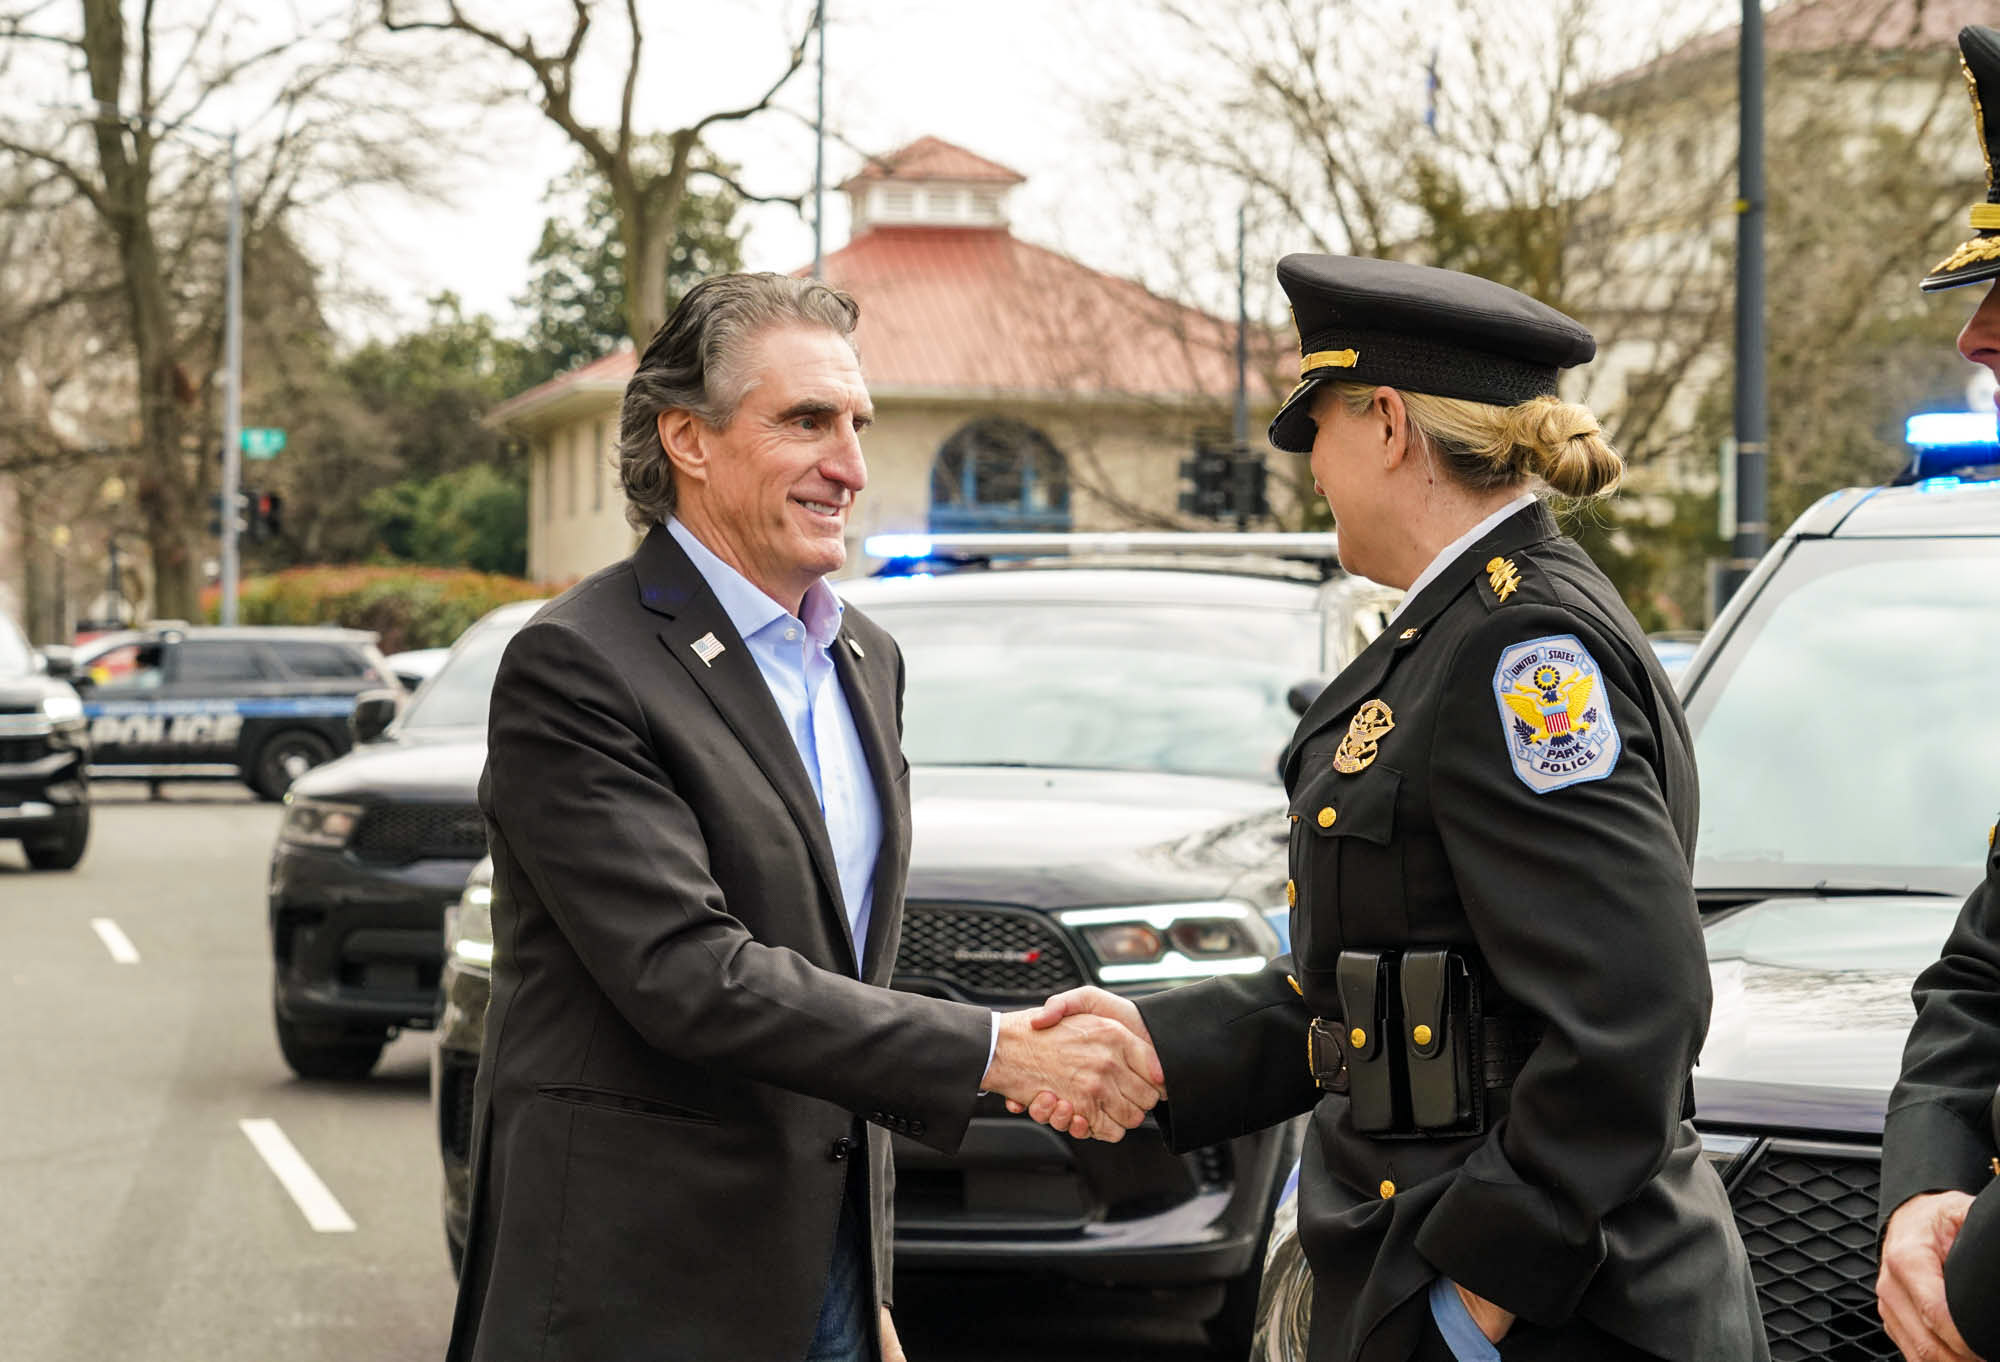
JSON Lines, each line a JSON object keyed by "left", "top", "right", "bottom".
{"left": 1253, "top": 455, "right": 2000, "bottom": 1362}
{"left": 69, "top": 624, "right": 396, "bottom": 800}
{"left": 433, "top": 533, "right": 1402, "bottom": 1354}
{"left": 267, "top": 601, "right": 540, "bottom": 1080}
{"left": 0, "top": 609, "right": 90, "bottom": 870}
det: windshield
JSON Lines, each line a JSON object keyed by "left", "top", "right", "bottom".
{"left": 1687, "top": 538, "right": 2000, "bottom": 894}
{"left": 863, "top": 602, "right": 1323, "bottom": 782}
{"left": 0, "top": 614, "right": 31, "bottom": 677}
{"left": 398, "top": 615, "right": 527, "bottom": 732}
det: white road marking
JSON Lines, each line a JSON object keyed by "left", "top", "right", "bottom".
{"left": 238, "top": 1118, "right": 357, "bottom": 1233}
{"left": 89, "top": 918, "right": 140, "bottom": 964}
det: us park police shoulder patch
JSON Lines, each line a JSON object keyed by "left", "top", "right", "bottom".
{"left": 1491, "top": 634, "right": 1621, "bottom": 794}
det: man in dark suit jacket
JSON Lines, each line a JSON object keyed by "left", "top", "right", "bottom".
{"left": 446, "top": 273, "right": 1163, "bottom": 1362}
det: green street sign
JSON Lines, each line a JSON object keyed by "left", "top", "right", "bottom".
{"left": 241, "top": 427, "right": 286, "bottom": 459}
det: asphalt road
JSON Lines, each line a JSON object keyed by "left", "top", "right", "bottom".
{"left": 0, "top": 785, "right": 1226, "bottom": 1362}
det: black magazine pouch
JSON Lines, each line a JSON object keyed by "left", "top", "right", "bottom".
{"left": 1401, "top": 949, "right": 1482, "bottom": 1135}
{"left": 1335, "top": 950, "right": 1395, "bottom": 1132}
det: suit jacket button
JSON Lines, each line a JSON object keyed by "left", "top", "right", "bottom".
{"left": 909, "top": 1119, "right": 925, "bottom": 1136}
{"left": 829, "top": 1139, "right": 850, "bottom": 1161}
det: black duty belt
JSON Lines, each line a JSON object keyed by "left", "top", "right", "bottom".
{"left": 1307, "top": 947, "right": 1543, "bottom": 1139}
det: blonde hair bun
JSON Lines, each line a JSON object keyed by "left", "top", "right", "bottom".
{"left": 1505, "top": 396, "right": 1623, "bottom": 499}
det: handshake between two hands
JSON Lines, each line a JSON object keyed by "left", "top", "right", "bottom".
{"left": 979, "top": 987, "right": 1166, "bottom": 1143}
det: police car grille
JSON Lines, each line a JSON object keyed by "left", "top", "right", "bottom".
{"left": 351, "top": 803, "right": 487, "bottom": 864}
{"left": 893, "top": 905, "right": 1085, "bottom": 1000}
{"left": 1731, "top": 1144, "right": 1895, "bottom": 1361}
{"left": 0, "top": 734, "right": 50, "bottom": 763}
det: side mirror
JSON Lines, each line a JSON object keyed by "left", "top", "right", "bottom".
{"left": 1287, "top": 678, "right": 1330, "bottom": 717}
{"left": 350, "top": 689, "right": 400, "bottom": 745}
{"left": 39, "top": 646, "right": 73, "bottom": 680}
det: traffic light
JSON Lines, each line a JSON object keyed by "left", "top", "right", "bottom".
{"left": 1178, "top": 445, "right": 1232, "bottom": 518}
{"left": 208, "top": 490, "right": 248, "bottom": 537}
{"left": 1179, "top": 434, "right": 1268, "bottom": 524}
{"left": 246, "top": 491, "right": 283, "bottom": 542}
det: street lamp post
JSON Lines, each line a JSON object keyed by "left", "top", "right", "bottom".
{"left": 219, "top": 131, "right": 242, "bottom": 626}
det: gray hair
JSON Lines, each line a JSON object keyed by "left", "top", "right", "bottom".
{"left": 617, "top": 272, "right": 862, "bottom": 529}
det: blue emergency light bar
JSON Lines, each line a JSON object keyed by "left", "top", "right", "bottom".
{"left": 1894, "top": 411, "right": 2000, "bottom": 485}
{"left": 864, "top": 531, "right": 1342, "bottom": 561}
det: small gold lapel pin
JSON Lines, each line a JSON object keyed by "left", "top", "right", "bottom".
{"left": 691, "top": 633, "right": 726, "bottom": 667}
{"left": 844, "top": 636, "right": 865, "bottom": 659}
{"left": 1399, "top": 628, "right": 1420, "bottom": 641}
{"left": 1486, "top": 557, "right": 1522, "bottom": 602}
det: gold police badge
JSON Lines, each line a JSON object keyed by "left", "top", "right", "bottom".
{"left": 1333, "top": 699, "right": 1395, "bottom": 773}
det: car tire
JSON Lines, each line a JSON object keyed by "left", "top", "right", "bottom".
{"left": 275, "top": 1008, "right": 387, "bottom": 1081}
{"left": 251, "top": 729, "right": 337, "bottom": 802}
{"left": 23, "top": 808, "right": 90, "bottom": 871}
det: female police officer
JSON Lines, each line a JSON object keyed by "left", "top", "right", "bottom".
{"left": 1019, "top": 254, "right": 1767, "bottom": 1362}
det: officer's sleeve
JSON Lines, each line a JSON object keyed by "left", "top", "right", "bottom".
{"left": 1412, "top": 605, "right": 1710, "bottom": 1325}
{"left": 1136, "top": 958, "right": 1319, "bottom": 1151}
{"left": 485, "top": 617, "right": 991, "bottom": 1154}
{"left": 1880, "top": 865, "right": 2000, "bottom": 1226}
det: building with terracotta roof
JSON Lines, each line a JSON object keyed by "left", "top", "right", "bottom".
{"left": 490, "top": 136, "right": 1283, "bottom": 584}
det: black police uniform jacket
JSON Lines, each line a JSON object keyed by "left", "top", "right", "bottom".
{"left": 1137, "top": 502, "right": 1767, "bottom": 1362}
{"left": 446, "top": 526, "right": 992, "bottom": 1362}
{"left": 1881, "top": 824, "right": 2000, "bottom": 1222}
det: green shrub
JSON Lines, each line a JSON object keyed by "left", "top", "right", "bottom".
{"left": 205, "top": 565, "right": 551, "bottom": 652}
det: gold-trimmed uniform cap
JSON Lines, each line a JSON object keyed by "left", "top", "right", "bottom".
{"left": 1269, "top": 254, "right": 1596, "bottom": 455}
{"left": 1923, "top": 26, "right": 2000, "bottom": 292}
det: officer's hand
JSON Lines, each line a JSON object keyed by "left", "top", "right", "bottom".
{"left": 879, "top": 1306, "right": 906, "bottom": 1362}
{"left": 982, "top": 1008, "right": 1163, "bottom": 1142}
{"left": 1004, "top": 987, "right": 1160, "bottom": 1139}
{"left": 1878, "top": 1191, "right": 1980, "bottom": 1362}
{"left": 1454, "top": 1283, "right": 1516, "bottom": 1345}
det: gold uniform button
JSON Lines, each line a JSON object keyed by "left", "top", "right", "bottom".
{"left": 1379, "top": 1179, "right": 1396, "bottom": 1199}
{"left": 1413, "top": 1024, "right": 1433, "bottom": 1046}
{"left": 1317, "top": 806, "right": 1337, "bottom": 828}
{"left": 1350, "top": 1027, "right": 1367, "bottom": 1049}
{"left": 1286, "top": 879, "right": 1297, "bottom": 907}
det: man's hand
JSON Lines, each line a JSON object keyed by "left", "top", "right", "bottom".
{"left": 1001, "top": 987, "right": 1162, "bottom": 1140}
{"left": 879, "top": 1305, "right": 906, "bottom": 1362}
{"left": 1453, "top": 1282, "right": 1516, "bottom": 1345}
{"left": 981, "top": 1001, "right": 1163, "bottom": 1142}
{"left": 1879, "top": 1190, "right": 1981, "bottom": 1362}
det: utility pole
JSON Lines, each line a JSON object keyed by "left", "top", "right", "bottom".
{"left": 220, "top": 132, "right": 243, "bottom": 625}
{"left": 811, "top": 1, "right": 827, "bottom": 279}
{"left": 1233, "top": 198, "right": 1249, "bottom": 449}
{"left": 1719, "top": 0, "right": 1768, "bottom": 613}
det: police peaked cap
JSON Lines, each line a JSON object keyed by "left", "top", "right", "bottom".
{"left": 1268, "top": 254, "right": 1596, "bottom": 455}
{"left": 1922, "top": 25, "right": 2000, "bottom": 292}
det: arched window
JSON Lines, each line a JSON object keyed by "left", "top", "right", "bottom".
{"left": 928, "top": 418, "right": 1071, "bottom": 532}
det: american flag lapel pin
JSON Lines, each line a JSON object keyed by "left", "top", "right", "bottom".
{"left": 691, "top": 633, "right": 726, "bottom": 667}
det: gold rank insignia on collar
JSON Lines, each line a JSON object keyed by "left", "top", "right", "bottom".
{"left": 1487, "top": 556, "right": 1522, "bottom": 601}
{"left": 1333, "top": 699, "right": 1395, "bottom": 773}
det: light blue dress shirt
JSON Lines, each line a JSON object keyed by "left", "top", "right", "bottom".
{"left": 667, "top": 518, "right": 881, "bottom": 970}
{"left": 1428, "top": 1277, "right": 1502, "bottom": 1362}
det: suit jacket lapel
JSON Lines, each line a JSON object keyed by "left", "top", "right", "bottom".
{"left": 1284, "top": 501, "right": 1561, "bottom": 785}
{"left": 634, "top": 527, "right": 854, "bottom": 968}
{"left": 831, "top": 630, "right": 907, "bottom": 983}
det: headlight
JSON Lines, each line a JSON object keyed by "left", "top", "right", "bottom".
{"left": 40, "top": 692, "right": 83, "bottom": 724}
{"left": 1058, "top": 901, "right": 1280, "bottom": 983}
{"left": 279, "top": 796, "right": 365, "bottom": 849}
{"left": 1698, "top": 1130, "right": 1757, "bottom": 1184}
{"left": 446, "top": 873, "right": 494, "bottom": 972}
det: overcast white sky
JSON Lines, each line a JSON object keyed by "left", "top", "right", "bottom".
{"left": 323, "top": 0, "right": 1150, "bottom": 338}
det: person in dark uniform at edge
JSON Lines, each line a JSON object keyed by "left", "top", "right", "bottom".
{"left": 1875, "top": 24, "right": 2000, "bottom": 1362}
{"left": 1013, "top": 253, "right": 1768, "bottom": 1362}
